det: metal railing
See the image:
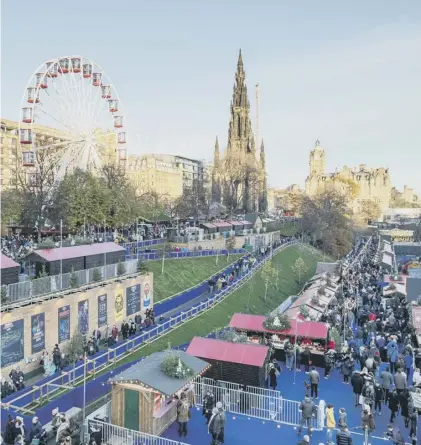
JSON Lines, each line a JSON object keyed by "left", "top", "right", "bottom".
{"left": 83, "top": 419, "right": 189, "bottom": 445}
{"left": 2, "top": 248, "right": 246, "bottom": 307}
{"left": 3, "top": 259, "right": 138, "bottom": 306}
{"left": 4, "top": 241, "right": 297, "bottom": 411}
{"left": 194, "top": 378, "right": 318, "bottom": 428}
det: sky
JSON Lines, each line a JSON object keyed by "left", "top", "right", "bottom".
{"left": 1, "top": 0, "right": 421, "bottom": 192}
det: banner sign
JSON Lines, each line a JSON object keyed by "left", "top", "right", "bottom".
{"left": 142, "top": 281, "right": 152, "bottom": 311}
{"left": 31, "top": 313, "right": 45, "bottom": 354}
{"left": 126, "top": 284, "right": 141, "bottom": 316}
{"left": 97, "top": 294, "right": 108, "bottom": 327}
{"left": 78, "top": 300, "right": 89, "bottom": 334}
{"left": 58, "top": 305, "right": 71, "bottom": 343}
{"left": 1, "top": 319, "right": 24, "bottom": 367}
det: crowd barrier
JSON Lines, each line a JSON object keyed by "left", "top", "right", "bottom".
{"left": 83, "top": 420, "right": 189, "bottom": 445}
{"left": 1, "top": 241, "right": 296, "bottom": 427}
{"left": 125, "top": 248, "right": 246, "bottom": 261}
{"left": 123, "top": 238, "right": 164, "bottom": 251}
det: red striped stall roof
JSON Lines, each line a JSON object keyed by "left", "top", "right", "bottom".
{"left": 201, "top": 223, "right": 217, "bottom": 229}
{"left": 229, "top": 313, "right": 328, "bottom": 339}
{"left": 186, "top": 336, "right": 269, "bottom": 367}
{"left": 33, "top": 242, "right": 125, "bottom": 262}
{"left": 0, "top": 253, "right": 20, "bottom": 270}
{"left": 212, "top": 222, "right": 232, "bottom": 229}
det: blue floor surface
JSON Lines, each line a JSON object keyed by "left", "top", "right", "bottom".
{"left": 161, "top": 405, "right": 390, "bottom": 445}
{"left": 161, "top": 361, "right": 413, "bottom": 444}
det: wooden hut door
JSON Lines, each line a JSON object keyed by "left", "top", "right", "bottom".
{"left": 124, "top": 389, "right": 140, "bottom": 431}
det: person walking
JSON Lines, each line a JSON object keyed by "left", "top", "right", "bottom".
{"left": 335, "top": 424, "right": 353, "bottom": 445}
{"left": 269, "top": 364, "right": 278, "bottom": 390}
{"left": 338, "top": 408, "right": 347, "bottom": 429}
{"left": 380, "top": 367, "right": 393, "bottom": 403}
{"left": 297, "top": 395, "right": 317, "bottom": 436}
{"left": 388, "top": 389, "right": 400, "bottom": 423}
{"left": 373, "top": 382, "right": 383, "bottom": 415}
{"left": 208, "top": 402, "right": 226, "bottom": 444}
{"left": 308, "top": 366, "right": 320, "bottom": 399}
{"left": 351, "top": 371, "right": 363, "bottom": 407}
{"left": 176, "top": 392, "right": 191, "bottom": 438}
{"left": 394, "top": 369, "right": 407, "bottom": 395}
{"left": 326, "top": 403, "right": 336, "bottom": 445}
{"left": 361, "top": 409, "right": 375, "bottom": 441}
{"left": 202, "top": 391, "right": 215, "bottom": 425}
{"left": 297, "top": 435, "right": 310, "bottom": 445}
{"left": 404, "top": 353, "right": 413, "bottom": 381}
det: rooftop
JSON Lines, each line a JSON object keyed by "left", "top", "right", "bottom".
{"left": 109, "top": 350, "right": 208, "bottom": 396}
{"left": 31, "top": 242, "right": 125, "bottom": 261}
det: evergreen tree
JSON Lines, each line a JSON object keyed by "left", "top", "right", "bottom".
{"left": 137, "top": 258, "right": 149, "bottom": 275}
{"left": 1, "top": 286, "right": 8, "bottom": 305}
{"left": 92, "top": 266, "right": 102, "bottom": 282}
{"left": 117, "top": 260, "right": 126, "bottom": 276}
{"left": 69, "top": 266, "right": 79, "bottom": 288}
{"left": 65, "top": 330, "right": 86, "bottom": 364}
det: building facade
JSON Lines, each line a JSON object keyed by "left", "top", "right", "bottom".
{"left": 268, "top": 184, "right": 302, "bottom": 213}
{"left": 1, "top": 118, "right": 117, "bottom": 191}
{"left": 126, "top": 154, "right": 183, "bottom": 200}
{"left": 212, "top": 50, "right": 267, "bottom": 213}
{"left": 305, "top": 140, "right": 392, "bottom": 213}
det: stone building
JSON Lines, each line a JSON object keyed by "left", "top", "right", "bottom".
{"left": 212, "top": 50, "right": 267, "bottom": 213}
{"left": 304, "top": 139, "right": 392, "bottom": 213}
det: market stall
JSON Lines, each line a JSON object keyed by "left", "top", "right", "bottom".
{"left": 411, "top": 305, "right": 421, "bottom": 347}
{"left": 186, "top": 336, "right": 270, "bottom": 387}
{"left": 109, "top": 351, "right": 209, "bottom": 435}
{"left": 229, "top": 313, "right": 328, "bottom": 367}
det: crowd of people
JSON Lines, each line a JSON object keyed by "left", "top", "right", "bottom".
{"left": 293, "top": 236, "right": 418, "bottom": 445}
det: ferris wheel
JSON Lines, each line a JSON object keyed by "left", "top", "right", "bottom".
{"left": 19, "top": 56, "right": 127, "bottom": 185}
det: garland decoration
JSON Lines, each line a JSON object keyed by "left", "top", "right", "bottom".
{"left": 217, "top": 329, "right": 248, "bottom": 343}
{"left": 263, "top": 313, "right": 291, "bottom": 331}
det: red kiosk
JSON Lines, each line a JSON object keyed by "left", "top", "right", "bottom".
{"left": 229, "top": 313, "right": 329, "bottom": 367}
{"left": 187, "top": 336, "right": 270, "bottom": 387}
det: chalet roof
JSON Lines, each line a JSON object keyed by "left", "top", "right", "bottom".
{"left": 109, "top": 351, "right": 208, "bottom": 396}
{"left": 0, "top": 253, "right": 20, "bottom": 270}
{"left": 32, "top": 242, "right": 125, "bottom": 262}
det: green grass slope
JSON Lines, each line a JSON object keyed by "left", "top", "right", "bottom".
{"left": 125, "top": 244, "right": 326, "bottom": 361}
{"left": 149, "top": 254, "right": 243, "bottom": 302}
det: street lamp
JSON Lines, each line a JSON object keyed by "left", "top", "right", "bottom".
{"left": 293, "top": 317, "right": 304, "bottom": 385}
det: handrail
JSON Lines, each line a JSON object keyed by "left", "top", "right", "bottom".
{"left": 2, "top": 241, "right": 297, "bottom": 410}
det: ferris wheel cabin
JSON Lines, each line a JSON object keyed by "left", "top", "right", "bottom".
{"left": 108, "top": 99, "right": 118, "bottom": 113}
{"left": 71, "top": 57, "right": 81, "bottom": 73}
{"left": 22, "top": 108, "right": 33, "bottom": 124}
{"left": 119, "top": 148, "right": 127, "bottom": 161}
{"left": 46, "top": 61, "right": 58, "bottom": 78}
{"left": 83, "top": 63, "right": 92, "bottom": 78}
{"left": 36, "top": 73, "right": 48, "bottom": 89}
{"left": 114, "top": 116, "right": 123, "bottom": 128}
{"left": 22, "top": 151, "right": 36, "bottom": 167}
{"left": 92, "top": 72, "right": 102, "bottom": 86}
{"left": 59, "top": 58, "right": 70, "bottom": 74}
{"left": 118, "top": 132, "right": 126, "bottom": 144}
{"left": 27, "top": 88, "right": 39, "bottom": 104}
{"left": 20, "top": 129, "right": 34, "bottom": 145}
{"left": 101, "top": 85, "right": 112, "bottom": 99}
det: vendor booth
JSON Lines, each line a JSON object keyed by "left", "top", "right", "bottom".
{"left": 213, "top": 221, "right": 232, "bottom": 235}
{"left": 229, "top": 313, "right": 328, "bottom": 367}
{"left": 186, "top": 336, "right": 270, "bottom": 387}
{"left": 411, "top": 305, "right": 421, "bottom": 348}
{"left": 109, "top": 351, "right": 209, "bottom": 436}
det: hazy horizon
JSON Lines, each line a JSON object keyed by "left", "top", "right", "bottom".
{"left": 1, "top": 0, "right": 420, "bottom": 192}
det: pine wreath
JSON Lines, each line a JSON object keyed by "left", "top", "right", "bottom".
{"left": 218, "top": 329, "right": 248, "bottom": 343}
{"left": 263, "top": 313, "right": 291, "bottom": 331}
{"left": 160, "top": 352, "right": 195, "bottom": 379}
